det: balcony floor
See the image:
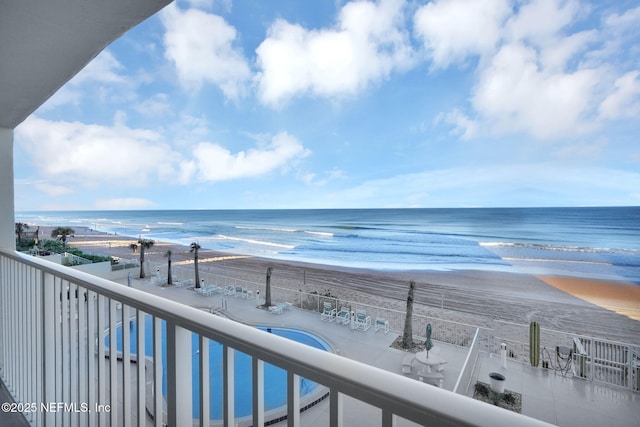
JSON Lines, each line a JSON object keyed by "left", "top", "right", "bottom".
{"left": 0, "top": 378, "right": 30, "bottom": 426}
{"left": 125, "top": 277, "right": 639, "bottom": 427}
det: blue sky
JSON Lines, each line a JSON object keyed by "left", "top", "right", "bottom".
{"left": 13, "top": 0, "right": 640, "bottom": 210}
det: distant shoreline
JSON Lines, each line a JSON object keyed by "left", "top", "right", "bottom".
{"left": 35, "top": 225, "right": 640, "bottom": 345}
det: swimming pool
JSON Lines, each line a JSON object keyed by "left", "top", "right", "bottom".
{"left": 106, "top": 315, "right": 330, "bottom": 420}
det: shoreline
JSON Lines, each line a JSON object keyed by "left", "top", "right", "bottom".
{"left": 38, "top": 226, "right": 640, "bottom": 345}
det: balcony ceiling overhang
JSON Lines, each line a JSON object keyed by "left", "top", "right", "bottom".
{"left": 0, "top": 0, "right": 172, "bottom": 129}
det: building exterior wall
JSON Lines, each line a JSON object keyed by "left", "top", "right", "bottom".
{"left": 0, "top": 128, "right": 15, "bottom": 251}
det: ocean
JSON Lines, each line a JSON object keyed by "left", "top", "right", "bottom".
{"left": 16, "top": 207, "right": 640, "bottom": 282}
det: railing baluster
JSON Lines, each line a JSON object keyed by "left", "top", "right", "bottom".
{"left": 153, "top": 316, "right": 163, "bottom": 427}
{"left": 200, "top": 336, "right": 210, "bottom": 427}
{"left": 122, "top": 304, "right": 131, "bottom": 427}
{"left": 33, "top": 267, "right": 42, "bottom": 426}
{"left": 166, "top": 321, "right": 191, "bottom": 427}
{"left": 223, "top": 345, "right": 235, "bottom": 427}
{"left": 69, "top": 282, "right": 78, "bottom": 427}
{"left": 87, "top": 290, "right": 97, "bottom": 427}
{"left": 287, "top": 372, "right": 300, "bottom": 427}
{"left": 109, "top": 298, "right": 119, "bottom": 426}
{"left": 42, "top": 272, "right": 55, "bottom": 426}
{"left": 97, "top": 294, "right": 106, "bottom": 427}
{"left": 329, "top": 388, "right": 343, "bottom": 427}
{"left": 252, "top": 356, "right": 264, "bottom": 427}
{"left": 137, "top": 310, "right": 146, "bottom": 427}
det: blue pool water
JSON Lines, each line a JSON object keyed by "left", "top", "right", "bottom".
{"left": 106, "top": 316, "right": 329, "bottom": 420}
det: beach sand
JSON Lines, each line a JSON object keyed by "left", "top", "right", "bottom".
{"left": 47, "top": 226, "right": 640, "bottom": 345}
{"left": 538, "top": 276, "right": 640, "bottom": 322}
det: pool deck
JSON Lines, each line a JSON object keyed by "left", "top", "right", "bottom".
{"left": 127, "top": 278, "right": 639, "bottom": 427}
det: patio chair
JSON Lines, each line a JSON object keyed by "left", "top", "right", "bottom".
{"left": 224, "top": 285, "right": 235, "bottom": 295}
{"left": 235, "top": 286, "right": 244, "bottom": 298}
{"left": 320, "top": 302, "right": 336, "bottom": 322}
{"left": 183, "top": 279, "right": 194, "bottom": 287}
{"left": 336, "top": 307, "right": 350, "bottom": 325}
{"left": 375, "top": 317, "right": 389, "bottom": 334}
{"left": 354, "top": 310, "right": 371, "bottom": 331}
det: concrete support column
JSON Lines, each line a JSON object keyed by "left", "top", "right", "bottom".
{"left": 0, "top": 127, "right": 15, "bottom": 251}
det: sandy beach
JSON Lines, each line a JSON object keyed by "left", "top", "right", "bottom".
{"left": 46, "top": 226, "right": 640, "bottom": 345}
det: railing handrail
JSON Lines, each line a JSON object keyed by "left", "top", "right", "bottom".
{"left": 1, "top": 249, "right": 554, "bottom": 426}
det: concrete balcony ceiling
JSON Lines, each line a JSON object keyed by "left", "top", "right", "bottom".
{"left": 0, "top": 0, "right": 172, "bottom": 129}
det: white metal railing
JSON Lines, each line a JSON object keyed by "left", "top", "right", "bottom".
{"left": 1, "top": 250, "right": 554, "bottom": 426}
{"left": 453, "top": 328, "right": 481, "bottom": 395}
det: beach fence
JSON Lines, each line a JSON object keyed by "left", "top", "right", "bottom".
{"left": 153, "top": 265, "right": 485, "bottom": 349}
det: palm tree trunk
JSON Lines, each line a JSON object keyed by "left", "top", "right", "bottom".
{"left": 402, "top": 280, "right": 415, "bottom": 349}
{"left": 194, "top": 251, "right": 200, "bottom": 288}
{"left": 262, "top": 267, "right": 273, "bottom": 308}
{"left": 139, "top": 246, "right": 146, "bottom": 278}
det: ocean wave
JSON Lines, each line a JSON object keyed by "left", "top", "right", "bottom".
{"left": 235, "top": 225, "right": 298, "bottom": 233}
{"left": 480, "top": 241, "right": 639, "bottom": 255}
{"left": 217, "top": 234, "right": 295, "bottom": 250}
{"left": 304, "top": 231, "right": 333, "bottom": 237}
{"left": 502, "top": 257, "right": 613, "bottom": 266}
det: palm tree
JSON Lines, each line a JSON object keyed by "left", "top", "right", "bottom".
{"left": 130, "top": 237, "right": 154, "bottom": 279}
{"left": 262, "top": 266, "right": 273, "bottom": 308}
{"left": 50, "top": 226, "right": 75, "bottom": 251}
{"left": 402, "top": 280, "right": 416, "bottom": 349}
{"left": 15, "top": 222, "right": 29, "bottom": 245}
{"left": 165, "top": 250, "right": 173, "bottom": 286}
{"left": 190, "top": 242, "right": 201, "bottom": 288}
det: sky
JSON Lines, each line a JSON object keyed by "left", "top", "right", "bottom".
{"left": 13, "top": 0, "right": 640, "bottom": 211}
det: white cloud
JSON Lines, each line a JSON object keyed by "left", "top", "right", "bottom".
{"left": 414, "top": 0, "right": 511, "bottom": 68}
{"left": 93, "top": 198, "right": 157, "bottom": 210}
{"left": 435, "top": 109, "right": 478, "bottom": 140}
{"left": 35, "top": 183, "right": 74, "bottom": 197}
{"left": 426, "top": 0, "right": 640, "bottom": 141}
{"left": 599, "top": 71, "right": 640, "bottom": 120}
{"left": 472, "top": 42, "right": 600, "bottom": 139}
{"left": 70, "top": 50, "right": 126, "bottom": 85}
{"left": 160, "top": 4, "right": 251, "bottom": 99}
{"left": 134, "top": 94, "right": 173, "bottom": 117}
{"left": 185, "top": 132, "right": 311, "bottom": 182}
{"left": 504, "top": 0, "right": 580, "bottom": 44}
{"left": 255, "top": 0, "right": 414, "bottom": 107}
{"left": 15, "top": 116, "right": 177, "bottom": 185}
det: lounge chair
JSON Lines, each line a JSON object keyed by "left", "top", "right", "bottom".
{"left": 375, "top": 317, "right": 389, "bottom": 334}
{"left": 320, "top": 302, "right": 336, "bottom": 322}
{"left": 354, "top": 310, "right": 371, "bottom": 331}
{"left": 235, "top": 286, "right": 244, "bottom": 298}
{"left": 198, "top": 285, "right": 222, "bottom": 296}
{"left": 336, "top": 307, "right": 350, "bottom": 325}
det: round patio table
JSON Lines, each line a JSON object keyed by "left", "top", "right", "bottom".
{"left": 414, "top": 351, "right": 447, "bottom": 373}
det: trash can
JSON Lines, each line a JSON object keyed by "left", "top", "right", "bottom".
{"left": 489, "top": 372, "right": 506, "bottom": 394}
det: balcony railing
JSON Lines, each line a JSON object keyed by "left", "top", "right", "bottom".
{"left": 0, "top": 249, "right": 551, "bottom": 426}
